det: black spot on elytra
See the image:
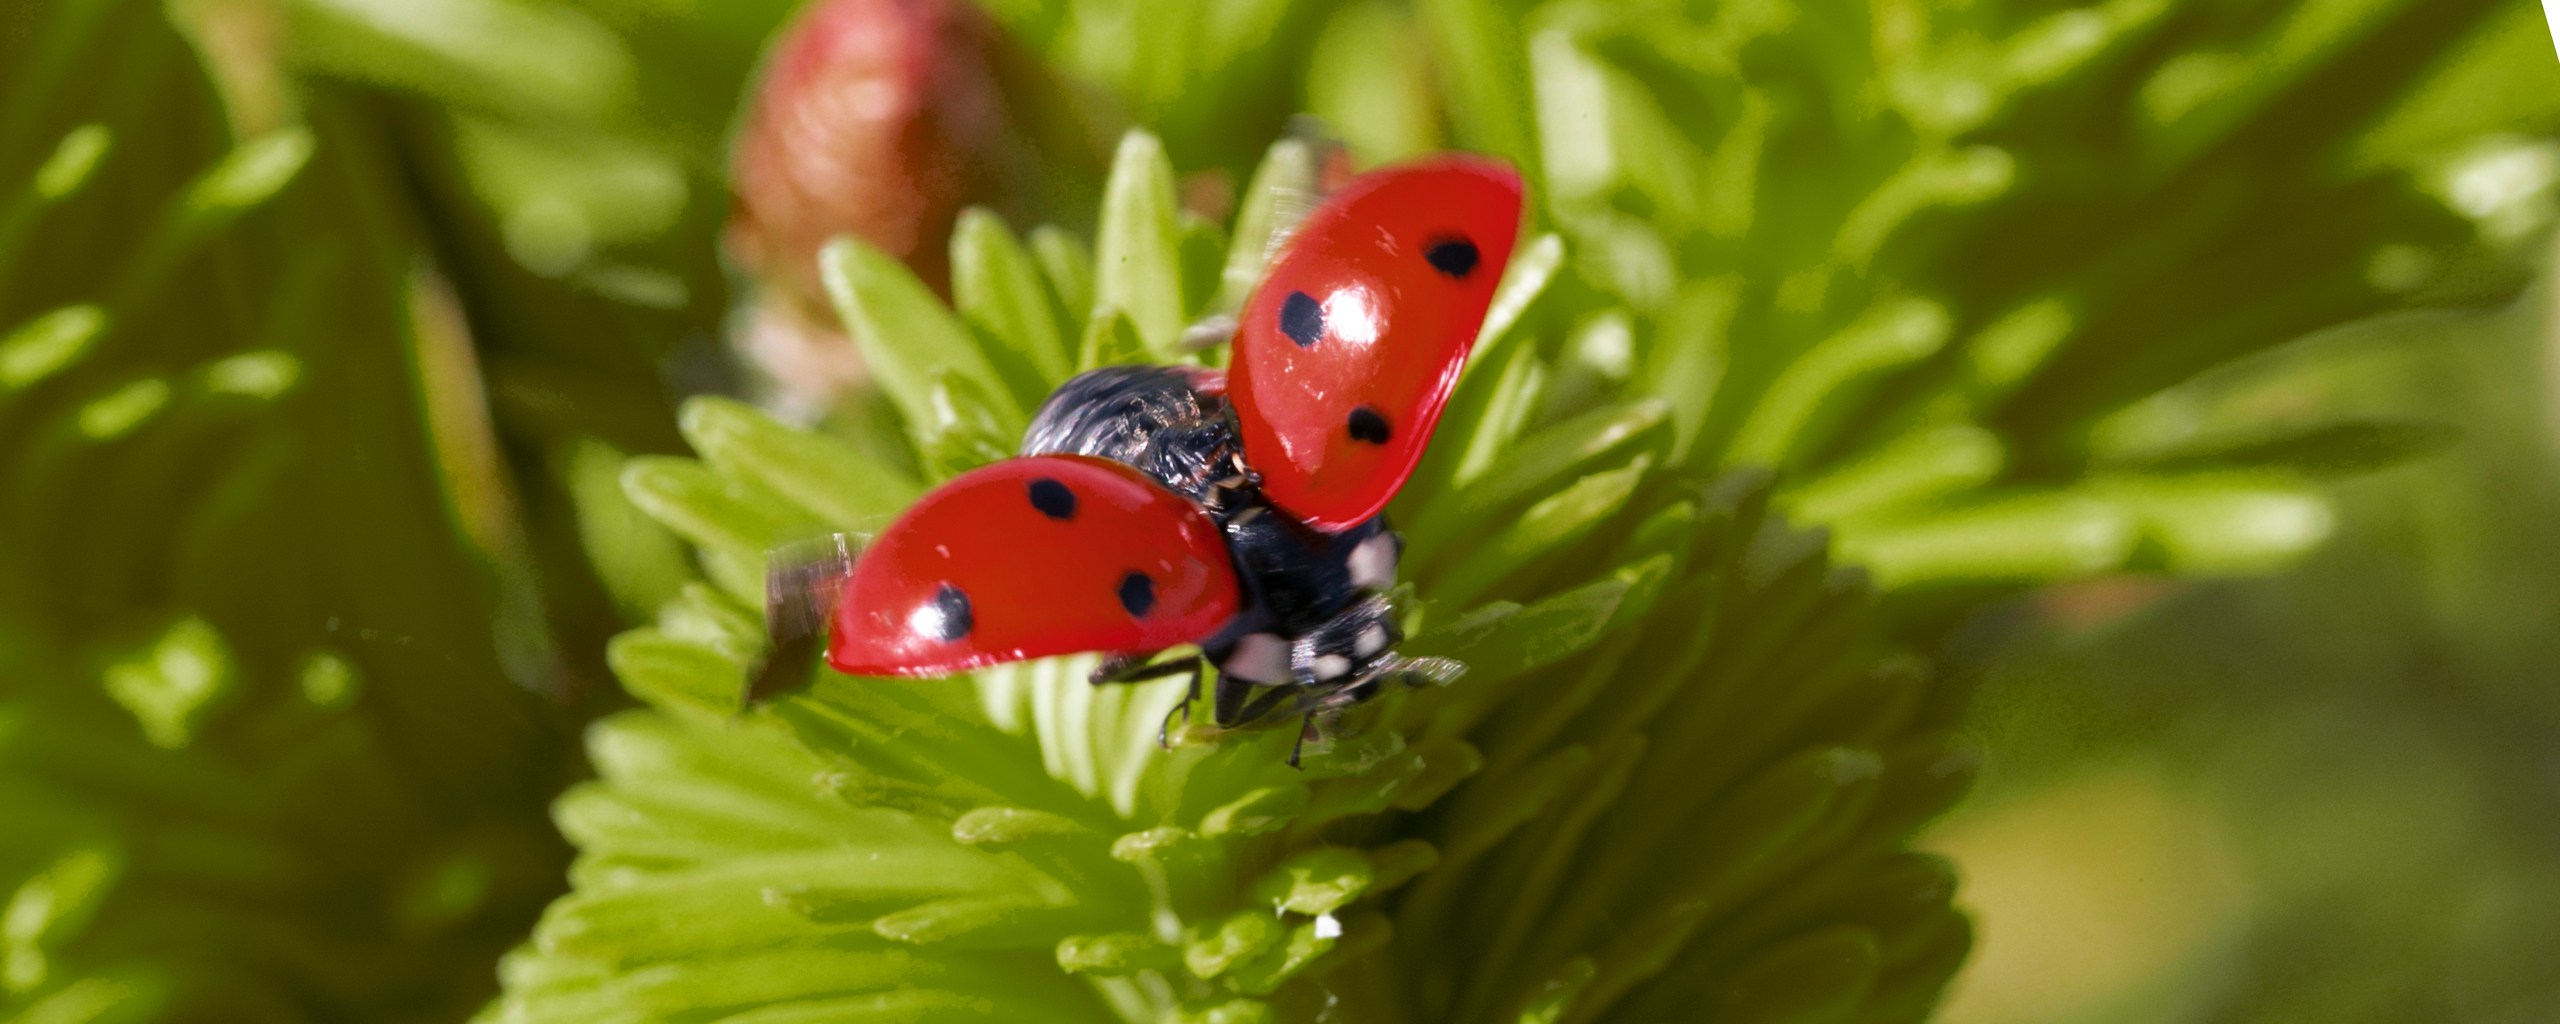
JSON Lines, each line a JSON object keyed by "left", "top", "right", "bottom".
{"left": 1279, "top": 290, "right": 1324, "bottom": 347}
{"left": 1425, "top": 236, "right": 1480, "bottom": 279}
{"left": 925, "top": 584, "right": 972, "bottom": 641}
{"left": 1347, "top": 406, "right": 1391, "bottom": 444}
{"left": 1027, "top": 477, "right": 1076, "bottom": 520}
{"left": 1118, "top": 572, "right": 1156, "bottom": 618}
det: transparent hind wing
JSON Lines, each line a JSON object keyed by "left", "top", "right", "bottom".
{"left": 748, "top": 532, "right": 865, "bottom": 704}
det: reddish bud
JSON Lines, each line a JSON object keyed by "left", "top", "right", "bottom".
{"left": 727, "top": 0, "right": 1028, "bottom": 306}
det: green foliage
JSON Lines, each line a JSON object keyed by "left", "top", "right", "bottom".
{"left": 476, "top": 0, "right": 2557, "bottom": 1020}
{"left": 0, "top": 5, "right": 584, "bottom": 1020}
{"left": 3, "top": 0, "right": 2550, "bottom": 1021}
{"left": 499, "top": 140, "right": 1966, "bottom": 1018}
{"left": 1444, "top": 0, "right": 2519, "bottom": 606}
{"left": 1931, "top": 274, "right": 2560, "bottom": 1021}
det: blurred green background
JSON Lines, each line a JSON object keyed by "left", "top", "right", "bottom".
{"left": 4, "top": 0, "right": 2559, "bottom": 1020}
{"left": 1924, "top": 280, "right": 2560, "bottom": 1023}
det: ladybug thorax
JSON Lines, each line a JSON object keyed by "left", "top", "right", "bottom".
{"left": 1021, "top": 364, "right": 1240, "bottom": 504}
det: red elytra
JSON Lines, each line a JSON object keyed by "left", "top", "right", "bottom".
{"left": 1230, "top": 156, "right": 1525, "bottom": 531}
{"left": 827, "top": 455, "right": 1240, "bottom": 677}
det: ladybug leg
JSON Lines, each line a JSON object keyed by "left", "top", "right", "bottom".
{"left": 1213, "top": 670, "right": 1264, "bottom": 727}
{"left": 1089, "top": 653, "right": 1210, "bottom": 749}
{"left": 1155, "top": 659, "right": 1208, "bottom": 749}
{"left": 1215, "top": 677, "right": 1300, "bottom": 731}
{"left": 1212, "top": 669, "right": 1256, "bottom": 727}
{"left": 1287, "top": 713, "right": 1320, "bottom": 769}
{"left": 1089, "top": 652, "right": 1199, "bottom": 686}
{"left": 1156, "top": 685, "right": 1193, "bottom": 749}
{"left": 1089, "top": 652, "right": 1136, "bottom": 683}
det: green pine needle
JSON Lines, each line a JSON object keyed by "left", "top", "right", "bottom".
{"left": 0, "top": 10, "right": 575, "bottom": 1021}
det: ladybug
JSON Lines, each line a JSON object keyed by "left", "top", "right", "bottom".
{"left": 755, "top": 156, "right": 1524, "bottom": 759}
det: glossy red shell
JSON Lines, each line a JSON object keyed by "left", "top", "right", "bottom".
{"left": 1230, "top": 157, "right": 1524, "bottom": 531}
{"left": 827, "top": 455, "right": 1240, "bottom": 676}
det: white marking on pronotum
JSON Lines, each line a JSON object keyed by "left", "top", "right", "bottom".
{"left": 1223, "top": 633, "right": 1290, "bottom": 683}
{"left": 1312, "top": 654, "right": 1353, "bottom": 680}
{"left": 1347, "top": 534, "right": 1397, "bottom": 590}
{"left": 1355, "top": 625, "right": 1390, "bottom": 658}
